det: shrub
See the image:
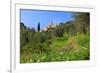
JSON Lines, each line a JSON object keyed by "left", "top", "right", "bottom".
{"left": 75, "top": 34, "right": 90, "bottom": 49}
{"left": 20, "top": 52, "right": 32, "bottom": 63}
{"left": 63, "top": 37, "right": 80, "bottom": 51}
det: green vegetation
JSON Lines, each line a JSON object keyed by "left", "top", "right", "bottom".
{"left": 20, "top": 12, "right": 90, "bottom": 63}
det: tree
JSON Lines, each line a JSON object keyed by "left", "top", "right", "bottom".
{"left": 37, "top": 22, "right": 40, "bottom": 32}
{"left": 63, "top": 21, "right": 75, "bottom": 35}
{"left": 20, "top": 22, "right": 26, "bottom": 29}
{"left": 53, "top": 24, "right": 65, "bottom": 37}
{"left": 73, "top": 12, "right": 90, "bottom": 34}
{"left": 20, "top": 22, "right": 29, "bottom": 53}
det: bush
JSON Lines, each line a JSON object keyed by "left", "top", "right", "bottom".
{"left": 75, "top": 34, "right": 90, "bottom": 49}
{"left": 20, "top": 52, "right": 32, "bottom": 63}
{"left": 63, "top": 37, "right": 80, "bottom": 51}
{"left": 54, "top": 26, "right": 64, "bottom": 37}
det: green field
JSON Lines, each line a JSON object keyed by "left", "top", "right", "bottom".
{"left": 20, "top": 33, "right": 90, "bottom": 63}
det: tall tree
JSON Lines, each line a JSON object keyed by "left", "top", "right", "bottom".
{"left": 37, "top": 22, "right": 40, "bottom": 32}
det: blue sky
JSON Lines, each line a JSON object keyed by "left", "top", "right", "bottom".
{"left": 20, "top": 9, "right": 74, "bottom": 30}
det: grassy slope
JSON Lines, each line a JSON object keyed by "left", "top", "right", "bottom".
{"left": 20, "top": 34, "right": 90, "bottom": 63}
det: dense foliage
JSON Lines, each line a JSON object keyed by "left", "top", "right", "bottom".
{"left": 20, "top": 12, "right": 90, "bottom": 63}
